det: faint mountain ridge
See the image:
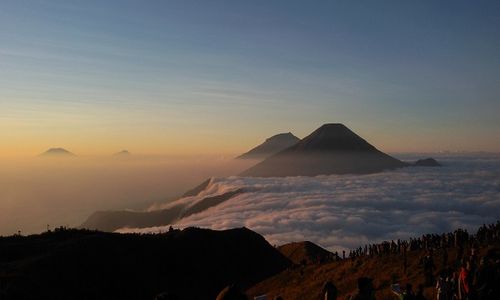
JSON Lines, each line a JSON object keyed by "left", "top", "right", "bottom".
{"left": 114, "top": 150, "right": 131, "bottom": 156}
{"left": 414, "top": 157, "right": 441, "bottom": 167}
{"left": 240, "top": 123, "right": 409, "bottom": 177}
{"left": 237, "top": 132, "right": 300, "bottom": 160}
{"left": 81, "top": 177, "right": 244, "bottom": 232}
{"left": 182, "top": 178, "right": 212, "bottom": 197}
{"left": 39, "top": 147, "right": 75, "bottom": 157}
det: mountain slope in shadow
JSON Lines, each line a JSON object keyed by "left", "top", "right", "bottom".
{"left": 0, "top": 227, "right": 290, "bottom": 300}
{"left": 81, "top": 204, "right": 185, "bottom": 232}
{"left": 237, "top": 132, "right": 300, "bottom": 160}
{"left": 278, "top": 241, "right": 335, "bottom": 265}
{"left": 81, "top": 186, "right": 243, "bottom": 232}
{"left": 241, "top": 124, "right": 408, "bottom": 177}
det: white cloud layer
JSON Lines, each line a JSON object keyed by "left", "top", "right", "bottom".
{"left": 121, "top": 157, "right": 500, "bottom": 252}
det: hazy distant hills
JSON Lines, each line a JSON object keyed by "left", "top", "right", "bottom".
{"left": 0, "top": 227, "right": 290, "bottom": 299}
{"left": 39, "top": 147, "right": 75, "bottom": 157}
{"left": 414, "top": 157, "right": 441, "bottom": 167}
{"left": 81, "top": 186, "right": 243, "bottom": 232}
{"left": 39, "top": 148, "right": 135, "bottom": 157}
{"left": 237, "top": 132, "right": 300, "bottom": 160}
{"left": 181, "top": 178, "right": 212, "bottom": 197}
{"left": 114, "top": 150, "right": 131, "bottom": 156}
{"left": 81, "top": 207, "right": 185, "bottom": 232}
{"left": 240, "top": 124, "right": 408, "bottom": 177}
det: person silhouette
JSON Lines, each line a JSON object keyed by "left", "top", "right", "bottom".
{"left": 322, "top": 281, "right": 338, "bottom": 300}
{"left": 352, "top": 277, "right": 376, "bottom": 300}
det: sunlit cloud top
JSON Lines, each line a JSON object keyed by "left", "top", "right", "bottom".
{"left": 123, "top": 156, "right": 500, "bottom": 251}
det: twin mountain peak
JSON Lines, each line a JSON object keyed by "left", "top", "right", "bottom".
{"left": 239, "top": 123, "right": 414, "bottom": 177}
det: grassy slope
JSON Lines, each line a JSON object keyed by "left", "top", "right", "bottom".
{"left": 248, "top": 244, "right": 499, "bottom": 300}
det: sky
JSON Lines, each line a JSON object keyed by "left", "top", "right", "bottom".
{"left": 1, "top": 0, "right": 499, "bottom": 157}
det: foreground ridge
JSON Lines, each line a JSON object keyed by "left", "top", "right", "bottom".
{"left": 1, "top": 222, "right": 498, "bottom": 299}
{"left": 249, "top": 221, "right": 500, "bottom": 300}
{"left": 0, "top": 227, "right": 289, "bottom": 299}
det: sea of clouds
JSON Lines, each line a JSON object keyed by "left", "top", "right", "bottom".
{"left": 122, "top": 156, "right": 500, "bottom": 252}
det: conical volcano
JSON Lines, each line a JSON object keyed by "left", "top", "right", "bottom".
{"left": 40, "top": 148, "right": 75, "bottom": 157}
{"left": 240, "top": 124, "right": 408, "bottom": 177}
{"left": 237, "top": 132, "right": 300, "bottom": 160}
{"left": 284, "top": 123, "right": 376, "bottom": 152}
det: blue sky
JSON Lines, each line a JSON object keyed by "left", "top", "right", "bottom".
{"left": 0, "top": 0, "right": 499, "bottom": 155}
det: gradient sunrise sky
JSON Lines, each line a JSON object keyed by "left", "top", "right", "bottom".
{"left": 1, "top": 1, "right": 499, "bottom": 157}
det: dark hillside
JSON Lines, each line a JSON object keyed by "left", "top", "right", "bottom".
{"left": 248, "top": 223, "right": 500, "bottom": 300}
{"left": 278, "top": 241, "right": 335, "bottom": 265}
{"left": 0, "top": 227, "right": 290, "bottom": 300}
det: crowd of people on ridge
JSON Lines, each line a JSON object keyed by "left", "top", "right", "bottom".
{"left": 154, "top": 222, "right": 500, "bottom": 300}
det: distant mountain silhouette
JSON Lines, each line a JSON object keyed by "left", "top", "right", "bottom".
{"left": 181, "top": 178, "right": 212, "bottom": 197}
{"left": 81, "top": 187, "right": 243, "bottom": 232}
{"left": 237, "top": 132, "right": 300, "bottom": 160}
{"left": 240, "top": 124, "right": 408, "bottom": 177}
{"left": 414, "top": 157, "right": 441, "bottom": 167}
{"left": 40, "top": 147, "right": 75, "bottom": 157}
{"left": 114, "top": 150, "right": 131, "bottom": 156}
{"left": 0, "top": 227, "right": 290, "bottom": 299}
{"left": 81, "top": 176, "right": 244, "bottom": 232}
{"left": 278, "top": 241, "right": 334, "bottom": 265}
{"left": 179, "top": 189, "right": 244, "bottom": 219}
{"left": 81, "top": 205, "right": 185, "bottom": 232}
